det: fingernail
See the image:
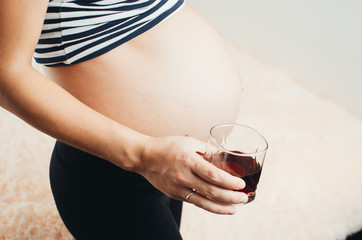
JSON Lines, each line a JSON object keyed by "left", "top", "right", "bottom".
{"left": 228, "top": 206, "right": 237, "bottom": 214}
{"left": 237, "top": 181, "right": 245, "bottom": 189}
{"left": 241, "top": 194, "right": 249, "bottom": 203}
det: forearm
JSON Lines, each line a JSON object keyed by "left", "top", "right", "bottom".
{"left": 0, "top": 65, "right": 146, "bottom": 171}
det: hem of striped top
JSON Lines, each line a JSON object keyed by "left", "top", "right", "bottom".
{"left": 37, "top": 0, "right": 185, "bottom": 67}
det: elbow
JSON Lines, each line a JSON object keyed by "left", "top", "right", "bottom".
{"left": 0, "top": 58, "right": 33, "bottom": 107}
{"left": 0, "top": 57, "right": 34, "bottom": 85}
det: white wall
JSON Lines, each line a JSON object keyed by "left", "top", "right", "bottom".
{"left": 188, "top": 0, "right": 362, "bottom": 118}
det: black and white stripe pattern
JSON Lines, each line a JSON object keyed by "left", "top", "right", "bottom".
{"left": 34, "top": 0, "right": 184, "bottom": 66}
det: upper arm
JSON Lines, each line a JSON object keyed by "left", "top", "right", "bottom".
{"left": 0, "top": 0, "right": 48, "bottom": 69}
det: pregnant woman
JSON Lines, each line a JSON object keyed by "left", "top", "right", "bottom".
{"left": 0, "top": 0, "right": 248, "bottom": 239}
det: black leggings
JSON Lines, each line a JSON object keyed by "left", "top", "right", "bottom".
{"left": 50, "top": 141, "right": 183, "bottom": 240}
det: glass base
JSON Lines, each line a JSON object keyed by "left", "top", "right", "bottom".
{"left": 246, "top": 192, "right": 256, "bottom": 203}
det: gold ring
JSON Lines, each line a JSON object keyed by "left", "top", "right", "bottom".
{"left": 185, "top": 191, "right": 195, "bottom": 202}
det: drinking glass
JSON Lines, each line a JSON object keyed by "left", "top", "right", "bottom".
{"left": 201, "top": 123, "right": 268, "bottom": 203}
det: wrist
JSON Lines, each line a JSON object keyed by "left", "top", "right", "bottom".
{"left": 123, "top": 133, "right": 151, "bottom": 173}
{"left": 107, "top": 122, "right": 151, "bottom": 173}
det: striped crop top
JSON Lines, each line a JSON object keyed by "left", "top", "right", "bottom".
{"left": 34, "top": 0, "right": 184, "bottom": 67}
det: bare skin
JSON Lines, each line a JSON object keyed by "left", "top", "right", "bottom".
{"left": 0, "top": 0, "right": 247, "bottom": 215}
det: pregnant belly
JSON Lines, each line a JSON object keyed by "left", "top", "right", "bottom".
{"left": 44, "top": 4, "right": 242, "bottom": 141}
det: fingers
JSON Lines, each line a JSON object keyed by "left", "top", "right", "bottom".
{"left": 191, "top": 152, "right": 246, "bottom": 191}
{"left": 183, "top": 189, "right": 238, "bottom": 215}
{"left": 187, "top": 174, "right": 249, "bottom": 204}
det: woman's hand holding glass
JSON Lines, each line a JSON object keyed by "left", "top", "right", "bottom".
{"left": 135, "top": 136, "right": 249, "bottom": 215}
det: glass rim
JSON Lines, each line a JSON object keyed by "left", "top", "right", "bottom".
{"left": 209, "top": 123, "right": 269, "bottom": 157}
